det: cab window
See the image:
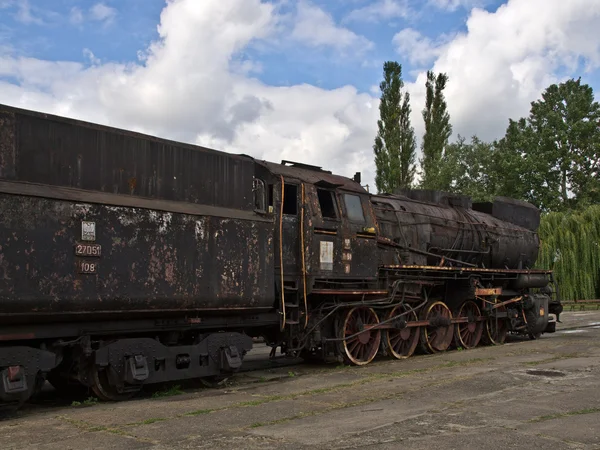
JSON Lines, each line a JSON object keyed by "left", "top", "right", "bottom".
{"left": 317, "top": 189, "right": 338, "bottom": 219}
{"left": 344, "top": 194, "right": 365, "bottom": 222}
{"left": 253, "top": 178, "right": 266, "bottom": 212}
{"left": 283, "top": 184, "right": 298, "bottom": 215}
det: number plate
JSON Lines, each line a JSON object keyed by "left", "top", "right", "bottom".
{"left": 75, "top": 243, "right": 102, "bottom": 257}
{"left": 77, "top": 260, "right": 98, "bottom": 274}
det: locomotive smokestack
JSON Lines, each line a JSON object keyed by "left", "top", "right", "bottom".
{"left": 353, "top": 172, "right": 361, "bottom": 184}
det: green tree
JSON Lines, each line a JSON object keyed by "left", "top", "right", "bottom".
{"left": 498, "top": 78, "right": 600, "bottom": 211}
{"left": 437, "top": 135, "right": 497, "bottom": 202}
{"left": 420, "top": 71, "right": 452, "bottom": 190}
{"left": 373, "top": 61, "right": 416, "bottom": 193}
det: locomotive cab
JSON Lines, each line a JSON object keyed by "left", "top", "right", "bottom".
{"left": 258, "top": 160, "right": 379, "bottom": 288}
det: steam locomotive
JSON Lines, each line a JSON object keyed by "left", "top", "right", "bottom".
{"left": 0, "top": 104, "right": 561, "bottom": 405}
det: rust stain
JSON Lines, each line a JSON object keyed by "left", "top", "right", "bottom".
{"left": 128, "top": 177, "right": 137, "bottom": 194}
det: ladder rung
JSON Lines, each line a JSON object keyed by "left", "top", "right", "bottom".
{"left": 284, "top": 286, "right": 299, "bottom": 292}
{"left": 285, "top": 320, "right": 300, "bottom": 325}
{"left": 285, "top": 303, "right": 299, "bottom": 308}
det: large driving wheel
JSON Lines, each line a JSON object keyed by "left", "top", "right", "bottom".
{"left": 454, "top": 301, "right": 483, "bottom": 349}
{"left": 419, "top": 301, "right": 454, "bottom": 353}
{"left": 385, "top": 304, "right": 420, "bottom": 359}
{"left": 337, "top": 307, "right": 381, "bottom": 366}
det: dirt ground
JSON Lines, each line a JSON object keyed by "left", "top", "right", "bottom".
{"left": 2, "top": 311, "right": 600, "bottom": 449}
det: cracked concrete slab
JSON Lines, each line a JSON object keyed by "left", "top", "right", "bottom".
{"left": 2, "top": 311, "right": 600, "bottom": 449}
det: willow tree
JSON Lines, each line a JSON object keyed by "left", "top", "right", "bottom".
{"left": 373, "top": 61, "right": 416, "bottom": 193}
{"left": 536, "top": 205, "right": 600, "bottom": 300}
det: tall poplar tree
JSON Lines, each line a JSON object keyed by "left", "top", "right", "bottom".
{"left": 373, "top": 61, "right": 416, "bottom": 193}
{"left": 420, "top": 71, "right": 452, "bottom": 190}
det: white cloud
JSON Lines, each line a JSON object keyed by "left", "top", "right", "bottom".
{"left": 393, "top": 28, "right": 446, "bottom": 66}
{"left": 90, "top": 3, "right": 117, "bottom": 24}
{"left": 83, "top": 48, "right": 101, "bottom": 66}
{"left": 344, "top": 0, "right": 411, "bottom": 23}
{"left": 429, "top": 0, "right": 488, "bottom": 12}
{"left": 0, "top": 0, "right": 379, "bottom": 187}
{"left": 291, "top": 1, "right": 373, "bottom": 53}
{"left": 15, "top": 0, "right": 43, "bottom": 25}
{"left": 1, "top": 0, "right": 600, "bottom": 192}
{"left": 405, "top": 0, "right": 600, "bottom": 145}
{"left": 69, "top": 7, "right": 84, "bottom": 25}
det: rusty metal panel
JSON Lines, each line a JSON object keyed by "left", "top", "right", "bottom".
{"left": 0, "top": 193, "right": 275, "bottom": 323}
{"left": 1, "top": 104, "right": 254, "bottom": 210}
{"left": 259, "top": 160, "right": 366, "bottom": 194}
{"left": 373, "top": 193, "right": 540, "bottom": 270}
{"left": 0, "top": 110, "right": 16, "bottom": 179}
{"left": 473, "top": 197, "right": 540, "bottom": 231}
{"left": 475, "top": 287, "right": 503, "bottom": 296}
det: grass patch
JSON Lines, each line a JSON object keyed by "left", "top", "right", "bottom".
{"left": 152, "top": 384, "right": 184, "bottom": 398}
{"left": 145, "top": 355, "right": 493, "bottom": 429}
{"left": 523, "top": 353, "right": 582, "bottom": 366}
{"left": 70, "top": 397, "right": 99, "bottom": 407}
{"left": 529, "top": 407, "right": 600, "bottom": 423}
{"left": 140, "top": 418, "right": 167, "bottom": 425}
{"left": 186, "top": 408, "right": 214, "bottom": 416}
{"left": 438, "top": 358, "right": 493, "bottom": 368}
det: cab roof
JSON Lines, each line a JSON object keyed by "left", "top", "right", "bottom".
{"left": 256, "top": 160, "right": 367, "bottom": 194}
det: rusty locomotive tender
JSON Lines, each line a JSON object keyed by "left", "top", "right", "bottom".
{"left": 0, "top": 103, "right": 562, "bottom": 405}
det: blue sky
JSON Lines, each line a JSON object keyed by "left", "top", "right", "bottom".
{"left": 1, "top": 0, "right": 599, "bottom": 188}
{"left": 1, "top": 0, "right": 524, "bottom": 92}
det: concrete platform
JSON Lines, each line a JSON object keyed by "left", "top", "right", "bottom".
{"left": 3, "top": 311, "right": 600, "bottom": 449}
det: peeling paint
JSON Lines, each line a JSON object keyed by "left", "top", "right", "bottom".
{"left": 0, "top": 193, "right": 275, "bottom": 317}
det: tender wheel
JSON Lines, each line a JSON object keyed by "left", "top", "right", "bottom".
{"left": 90, "top": 367, "right": 141, "bottom": 402}
{"left": 483, "top": 305, "right": 508, "bottom": 345}
{"left": 337, "top": 307, "right": 381, "bottom": 366}
{"left": 454, "top": 301, "right": 483, "bottom": 349}
{"left": 419, "top": 301, "right": 454, "bottom": 353}
{"left": 385, "top": 304, "right": 420, "bottom": 359}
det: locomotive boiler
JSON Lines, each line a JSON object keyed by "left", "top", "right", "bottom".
{"left": 0, "top": 103, "right": 561, "bottom": 407}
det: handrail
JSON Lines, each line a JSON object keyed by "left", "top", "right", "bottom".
{"left": 301, "top": 183, "right": 308, "bottom": 327}
{"left": 279, "top": 175, "right": 286, "bottom": 331}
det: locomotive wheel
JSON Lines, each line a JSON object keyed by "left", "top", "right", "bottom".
{"left": 385, "top": 304, "right": 420, "bottom": 359}
{"left": 337, "top": 307, "right": 381, "bottom": 366}
{"left": 90, "top": 367, "right": 141, "bottom": 402}
{"left": 419, "top": 301, "right": 454, "bottom": 354}
{"left": 454, "top": 301, "right": 483, "bottom": 349}
{"left": 483, "top": 305, "right": 508, "bottom": 345}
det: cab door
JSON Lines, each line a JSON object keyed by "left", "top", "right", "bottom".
{"left": 279, "top": 181, "right": 300, "bottom": 275}
{"left": 337, "top": 191, "right": 378, "bottom": 278}
{"left": 311, "top": 184, "right": 342, "bottom": 276}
